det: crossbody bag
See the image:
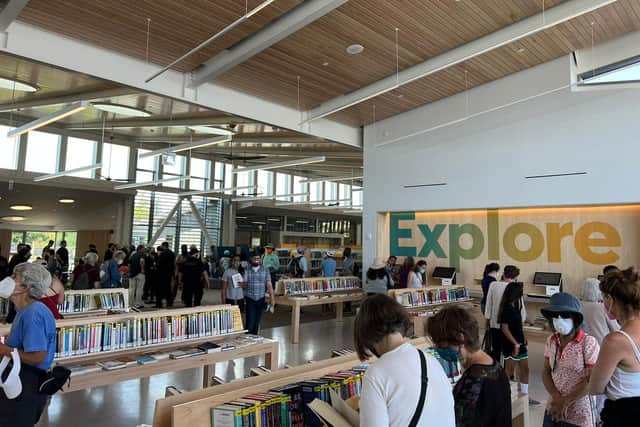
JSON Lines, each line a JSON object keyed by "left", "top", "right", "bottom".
{"left": 408, "top": 349, "right": 429, "bottom": 427}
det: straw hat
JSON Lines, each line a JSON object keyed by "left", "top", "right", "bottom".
{"left": 370, "top": 258, "right": 386, "bottom": 269}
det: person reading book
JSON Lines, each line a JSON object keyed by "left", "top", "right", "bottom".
{"left": 428, "top": 306, "right": 511, "bottom": 427}
{"left": 354, "top": 295, "right": 455, "bottom": 427}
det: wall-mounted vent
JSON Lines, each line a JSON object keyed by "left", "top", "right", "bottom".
{"left": 404, "top": 183, "right": 447, "bottom": 189}
{"left": 525, "top": 172, "right": 587, "bottom": 180}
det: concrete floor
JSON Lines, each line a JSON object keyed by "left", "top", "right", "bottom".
{"left": 38, "top": 313, "right": 549, "bottom": 427}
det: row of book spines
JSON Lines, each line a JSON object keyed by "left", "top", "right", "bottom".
{"left": 213, "top": 393, "right": 292, "bottom": 427}
{"left": 58, "top": 293, "right": 126, "bottom": 312}
{"left": 398, "top": 288, "right": 469, "bottom": 306}
{"left": 281, "top": 279, "right": 361, "bottom": 294}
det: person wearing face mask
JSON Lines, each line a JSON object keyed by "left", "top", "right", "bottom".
{"left": 588, "top": 267, "right": 640, "bottom": 426}
{"left": 428, "top": 306, "right": 511, "bottom": 427}
{"left": 101, "top": 250, "right": 125, "bottom": 288}
{"left": 541, "top": 292, "right": 600, "bottom": 427}
{"left": 6, "top": 244, "right": 32, "bottom": 324}
{"left": 0, "top": 263, "right": 56, "bottom": 427}
{"left": 409, "top": 260, "right": 427, "bottom": 288}
{"left": 243, "top": 255, "right": 275, "bottom": 335}
{"left": 222, "top": 255, "right": 245, "bottom": 312}
{"left": 356, "top": 295, "right": 455, "bottom": 427}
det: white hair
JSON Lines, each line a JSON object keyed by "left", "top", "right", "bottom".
{"left": 14, "top": 262, "right": 52, "bottom": 299}
{"left": 582, "top": 277, "right": 602, "bottom": 302}
{"left": 113, "top": 250, "right": 126, "bottom": 260}
{"left": 84, "top": 252, "right": 99, "bottom": 265}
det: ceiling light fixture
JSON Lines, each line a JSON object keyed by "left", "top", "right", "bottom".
{"left": 188, "top": 125, "right": 234, "bottom": 136}
{"left": 178, "top": 185, "right": 257, "bottom": 197}
{"left": 10, "top": 204, "right": 32, "bottom": 211}
{"left": 0, "top": 77, "right": 38, "bottom": 92}
{"left": 92, "top": 103, "right": 152, "bottom": 117}
{"left": 267, "top": 218, "right": 280, "bottom": 222}
{"left": 517, "top": 47, "right": 526, "bottom": 53}
{"left": 33, "top": 163, "right": 102, "bottom": 182}
{"left": 113, "top": 175, "right": 191, "bottom": 190}
{"left": 231, "top": 195, "right": 275, "bottom": 202}
{"left": 1, "top": 215, "right": 26, "bottom": 222}
{"left": 346, "top": 44, "right": 365, "bottom": 55}
{"left": 251, "top": 221, "right": 267, "bottom": 225}
{"left": 236, "top": 216, "right": 248, "bottom": 219}
{"left": 231, "top": 156, "right": 326, "bottom": 174}
{"left": 139, "top": 135, "right": 231, "bottom": 159}
{"left": 7, "top": 101, "right": 89, "bottom": 138}
{"left": 145, "top": 0, "right": 277, "bottom": 83}
{"left": 295, "top": 220, "right": 309, "bottom": 224}
{"left": 299, "top": 175, "right": 363, "bottom": 184}
{"left": 58, "top": 198, "right": 75, "bottom": 204}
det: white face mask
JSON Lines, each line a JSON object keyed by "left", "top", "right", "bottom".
{"left": 552, "top": 317, "right": 574, "bottom": 336}
{"left": 117, "top": 259, "right": 123, "bottom": 265}
{"left": 0, "top": 277, "right": 16, "bottom": 299}
{"left": 419, "top": 268, "right": 426, "bottom": 274}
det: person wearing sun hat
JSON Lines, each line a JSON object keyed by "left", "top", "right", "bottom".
{"left": 261, "top": 243, "right": 281, "bottom": 284}
{"left": 321, "top": 250, "right": 337, "bottom": 278}
{"left": 365, "top": 258, "right": 391, "bottom": 296}
{"left": 541, "top": 292, "right": 600, "bottom": 427}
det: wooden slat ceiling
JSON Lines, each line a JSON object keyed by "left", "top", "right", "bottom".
{"left": 16, "top": 0, "right": 640, "bottom": 128}
{"left": 18, "top": 0, "right": 302, "bottom": 73}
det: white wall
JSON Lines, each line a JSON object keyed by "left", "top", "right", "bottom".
{"left": 363, "top": 55, "right": 640, "bottom": 269}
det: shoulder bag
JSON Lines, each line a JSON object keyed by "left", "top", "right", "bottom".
{"left": 408, "top": 349, "right": 429, "bottom": 427}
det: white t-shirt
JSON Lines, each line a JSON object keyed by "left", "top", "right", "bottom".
{"left": 359, "top": 342, "right": 455, "bottom": 427}
{"left": 484, "top": 281, "right": 527, "bottom": 329}
{"left": 222, "top": 268, "right": 244, "bottom": 301}
{"left": 409, "top": 271, "right": 424, "bottom": 288}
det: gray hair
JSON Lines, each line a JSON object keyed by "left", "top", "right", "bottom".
{"left": 14, "top": 262, "right": 52, "bottom": 299}
{"left": 582, "top": 277, "right": 602, "bottom": 302}
{"left": 84, "top": 252, "right": 99, "bottom": 265}
{"left": 113, "top": 250, "right": 126, "bottom": 260}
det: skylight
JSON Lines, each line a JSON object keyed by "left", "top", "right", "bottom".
{"left": 580, "top": 56, "right": 640, "bottom": 86}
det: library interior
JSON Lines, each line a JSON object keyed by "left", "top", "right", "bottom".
{"left": 1, "top": 1, "right": 640, "bottom": 426}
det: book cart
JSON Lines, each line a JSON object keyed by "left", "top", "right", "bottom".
{"left": 152, "top": 336, "right": 529, "bottom": 427}
{"left": 275, "top": 277, "right": 363, "bottom": 344}
{"left": 388, "top": 286, "right": 474, "bottom": 336}
{"left": 57, "top": 287, "right": 130, "bottom": 317}
{"left": 0, "top": 305, "right": 279, "bottom": 392}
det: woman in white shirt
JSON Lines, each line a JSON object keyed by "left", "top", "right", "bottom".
{"left": 355, "top": 295, "right": 455, "bottom": 427}
{"left": 409, "top": 260, "right": 427, "bottom": 288}
{"left": 589, "top": 268, "right": 640, "bottom": 426}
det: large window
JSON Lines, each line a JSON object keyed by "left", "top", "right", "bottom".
{"left": 235, "top": 167, "right": 254, "bottom": 193}
{"left": 276, "top": 173, "right": 291, "bottom": 199}
{"left": 65, "top": 137, "right": 97, "bottom": 178}
{"left": 25, "top": 131, "right": 60, "bottom": 173}
{"left": 325, "top": 182, "right": 338, "bottom": 201}
{"left": 189, "top": 157, "right": 210, "bottom": 191}
{"left": 10, "top": 230, "right": 77, "bottom": 262}
{"left": 136, "top": 148, "right": 158, "bottom": 182}
{"left": 224, "top": 163, "right": 234, "bottom": 190}
{"left": 339, "top": 184, "right": 351, "bottom": 207}
{"left": 293, "top": 175, "right": 308, "bottom": 203}
{"left": 101, "top": 143, "right": 130, "bottom": 180}
{"left": 309, "top": 181, "right": 323, "bottom": 202}
{"left": 257, "top": 170, "right": 273, "bottom": 196}
{"left": 213, "top": 162, "right": 225, "bottom": 190}
{"left": 352, "top": 186, "right": 363, "bottom": 207}
{"left": 0, "top": 126, "right": 18, "bottom": 170}
{"left": 162, "top": 154, "right": 185, "bottom": 189}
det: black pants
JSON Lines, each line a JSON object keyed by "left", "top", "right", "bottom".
{"left": 226, "top": 298, "right": 246, "bottom": 313}
{"left": 601, "top": 397, "right": 640, "bottom": 426}
{"left": 488, "top": 327, "right": 504, "bottom": 363}
{"left": 0, "top": 364, "right": 47, "bottom": 427}
{"left": 245, "top": 297, "right": 265, "bottom": 335}
{"left": 156, "top": 276, "right": 173, "bottom": 308}
{"left": 182, "top": 282, "right": 204, "bottom": 307}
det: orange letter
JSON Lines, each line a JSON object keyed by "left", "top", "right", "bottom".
{"left": 574, "top": 222, "right": 621, "bottom": 265}
{"left": 546, "top": 223, "right": 573, "bottom": 263}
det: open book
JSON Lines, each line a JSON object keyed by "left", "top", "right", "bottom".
{"left": 307, "top": 388, "right": 360, "bottom": 427}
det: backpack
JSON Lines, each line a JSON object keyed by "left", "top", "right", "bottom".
{"left": 100, "top": 261, "right": 112, "bottom": 288}
{"left": 290, "top": 257, "right": 304, "bottom": 278}
{"left": 72, "top": 265, "right": 91, "bottom": 290}
{"left": 38, "top": 365, "right": 71, "bottom": 395}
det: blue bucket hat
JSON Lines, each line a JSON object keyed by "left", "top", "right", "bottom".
{"left": 540, "top": 292, "right": 584, "bottom": 325}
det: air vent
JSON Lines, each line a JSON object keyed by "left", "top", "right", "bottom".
{"left": 404, "top": 183, "right": 447, "bottom": 189}
{"left": 525, "top": 172, "right": 587, "bottom": 180}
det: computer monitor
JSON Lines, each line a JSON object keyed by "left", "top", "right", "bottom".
{"left": 432, "top": 267, "right": 456, "bottom": 285}
{"left": 532, "top": 272, "right": 562, "bottom": 287}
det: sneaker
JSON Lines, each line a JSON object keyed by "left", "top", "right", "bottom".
{"left": 528, "top": 398, "right": 541, "bottom": 406}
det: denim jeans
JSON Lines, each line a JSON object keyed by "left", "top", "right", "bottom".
{"left": 245, "top": 297, "right": 265, "bottom": 335}
{"left": 543, "top": 413, "right": 580, "bottom": 427}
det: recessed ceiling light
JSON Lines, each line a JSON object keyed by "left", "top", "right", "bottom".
{"left": 322, "top": 62, "right": 329, "bottom": 67}
{"left": 10, "top": 204, "right": 32, "bottom": 211}
{"left": 296, "top": 220, "right": 309, "bottom": 224}
{"left": 92, "top": 103, "right": 152, "bottom": 117}
{"left": 267, "top": 218, "right": 280, "bottom": 221}
{"left": 58, "top": 198, "right": 75, "bottom": 204}
{"left": 251, "top": 221, "right": 266, "bottom": 225}
{"left": 397, "top": 94, "right": 404, "bottom": 98}
{"left": 346, "top": 44, "right": 365, "bottom": 55}
{"left": 0, "top": 77, "right": 38, "bottom": 92}
{"left": 517, "top": 47, "right": 526, "bottom": 53}
{"left": 1, "top": 215, "right": 26, "bottom": 222}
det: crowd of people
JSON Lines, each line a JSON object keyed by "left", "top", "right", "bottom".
{"left": 357, "top": 259, "right": 640, "bottom": 427}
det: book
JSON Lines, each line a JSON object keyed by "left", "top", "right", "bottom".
{"left": 136, "top": 355, "right": 159, "bottom": 365}
{"left": 97, "top": 360, "right": 128, "bottom": 370}
{"left": 169, "top": 348, "right": 206, "bottom": 359}
{"left": 68, "top": 363, "right": 102, "bottom": 376}
{"left": 307, "top": 398, "right": 354, "bottom": 427}
{"left": 211, "top": 404, "right": 240, "bottom": 427}
{"left": 115, "top": 356, "right": 138, "bottom": 366}
{"left": 197, "top": 342, "right": 222, "bottom": 354}
{"left": 231, "top": 273, "right": 244, "bottom": 289}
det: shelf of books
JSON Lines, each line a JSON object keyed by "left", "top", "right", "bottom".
{"left": 152, "top": 335, "right": 529, "bottom": 427}
{"left": 0, "top": 298, "right": 9, "bottom": 321}
{"left": 0, "top": 305, "right": 245, "bottom": 364}
{"left": 57, "top": 288, "right": 129, "bottom": 316}
{"left": 276, "top": 277, "right": 361, "bottom": 296}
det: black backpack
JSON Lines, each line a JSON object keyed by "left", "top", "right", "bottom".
{"left": 39, "top": 366, "right": 71, "bottom": 395}
{"left": 72, "top": 265, "right": 91, "bottom": 290}
{"left": 290, "top": 257, "right": 304, "bottom": 278}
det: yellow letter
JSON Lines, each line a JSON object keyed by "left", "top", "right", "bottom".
{"left": 574, "top": 222, "right": 621, "bottom": 265}
{"left": 546, "top": 223, "right": 573, "bottom": 263}
{"left": 503, "top": 223, "right": 545, "bottom": 262}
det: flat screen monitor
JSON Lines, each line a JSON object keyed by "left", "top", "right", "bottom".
{"left": 432, "top": 267, "right": 456, "bottom": 280}
{"left": 533, "top": 272, "right": 562, "bottom": 286}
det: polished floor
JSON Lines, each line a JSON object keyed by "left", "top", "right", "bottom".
{"left": 39, "top": 312, "right": 549, "bottom": 427}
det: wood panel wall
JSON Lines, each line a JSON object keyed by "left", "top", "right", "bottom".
{"left": 76, "top": 230, "right": 113, "bottom": 261}
{"left": 0, "top": 230, "right": 11, "bottom": 258}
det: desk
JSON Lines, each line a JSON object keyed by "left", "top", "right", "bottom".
{"left": 65, "top": 339, "right": 279, "bottom": 392}
{"left": 275, "top": 291, "right": 364, "bottom": 344}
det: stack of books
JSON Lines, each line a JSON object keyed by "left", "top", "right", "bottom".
{"left": 54, "top": 306, "right": 243, "bottom": 358}
{"left": 210, "top": 365, "right": 367, "bottom": 427}
{"left": 279, "top": 278, "right": 361, "bottom": 296}
{"left": 394, "top": 287, "right": 469, "bottom": 308}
